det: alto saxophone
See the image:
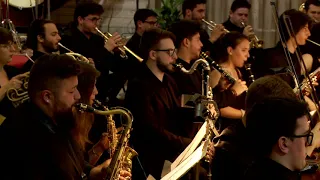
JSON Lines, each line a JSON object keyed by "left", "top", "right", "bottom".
{"left": 77, "top": 101, "right": 138, "bottom": 179}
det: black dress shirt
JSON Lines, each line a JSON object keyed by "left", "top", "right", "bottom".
{"left": 0, "top": 101, "right": 91, "bottom": 179}
{"left": 20, "top": 50, "right": 46, "bottom": 73}
{"left": 244, "top": 158, "right": 301, "bottom": 180}
{"left": 125, "top": 65, "right": 193, "bottom": 179}
{"left": 223, "top": 19, "right": 244, "bottom": 33}
{"left": 211, "top": 121, "right": 255, "bottom": 180}
{"left": 0, "top": 65, "right": 20, "bottom": 118}
{"left": 61, "top": 26, "right": 126, "bottom": 104}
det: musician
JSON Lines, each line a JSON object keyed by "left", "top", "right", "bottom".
{"left": 209, "top": 32, "right": 249, "bottom": 130}
{"left": 222, "top": 0, "right": 253, "bottom": 37}
{"left": 61, "top": 1, "right": 124, "bottom": 105}
{"left": 126, "top": 9, "right": 158, "bottom": 56}
{"left": 244, "top": 98, "right": 312, "bottom": 180}
{"left": 0, "top": 54, "right": 128, "bottom": 179}
{"left": 182, "top": 0, "right": 226, "bottom": 53}
{"left": 169, "top": 20, "right": 247, "bottom": 109}
{"left": 0, "top": 27, "right": 27, "bottom": 120}
{"left": 211, "top": 76, "right": 297, "bottom": 180}
{"left": 22, "top": 19, "right": 61, "bottom": 73}
{"left": 125, "top": 28, "right": 214, "bottom": 179}
{"left": 254, "top": 9, "right": 313, "bottom": 88}
{"left": 301, "top": 0, "right": 320, "bottom": 70}
{"left": 304, "top": 0, "right": 320, "bottom": 23}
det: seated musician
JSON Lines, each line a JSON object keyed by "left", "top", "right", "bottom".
{"left": 169, "top": 20, "right": 247, "bottom": 115}
{"left": 253, "top": 9, "right": 313, "bottom": 85}
{"left": 209, "top": 32, "right": 249, "bottom": 130}
{"left": 244, "top": 97, "right": 313, "bottom": 180}
{"left": 0, "top": 54, "right": 127, "bottom": 179}
{"left": 211, "top": 75, "right": 320, "bottom": 180}
{"left": 61, "top": 2, "right": 126, "bottom": 105}
{"left": 0, "top": 27, "right": 28, "bottom": 121}
{"left": 125, "top": 28, "right": 214, "bottom": 179}
{"left": 21, "top": 19, "right": 61, "bottom": 73}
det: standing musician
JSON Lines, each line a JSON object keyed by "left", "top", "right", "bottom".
{"left": 209, "top": 32, "right": 249, "bottom": 130}
{"left": 0, "top": 54, "right": 129, "bottom": 179}
{"left": 182, "top": 0, "right": 226, "bottom": 53}
{"left": 125, "top": 28, "right": 214, "bottom": 179}
{"left": 61, "top": 2, "right": 124, "bottom": 105}
{"left": 0, "top": 27, "right": 28, "bottom": 121}
{"left": 22, "top": 19, "right": 61, "bottom": 73}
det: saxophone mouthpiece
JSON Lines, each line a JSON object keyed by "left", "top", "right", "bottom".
{"left": 75, "top": 103, "right": 95, "bottom": 113}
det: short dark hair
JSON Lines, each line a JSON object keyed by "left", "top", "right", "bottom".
{"left": 245, "top": 75, "right": 297, "bottom": 111}
{"left": 74, "top": 2, "right": 104, "bottom": 25}
{"left": 230, "top": 0, "right": 251, "bottom": 12}
{"left": 305, "top": 0, "right": 320, "bottom": 11}
{"left": 28, "top": 54, "right": 82, "bottom": 100}
{"left": 139, "top": 28, "right": 176, "bottom": 62}
{"left": 25, "top": 19, "right": 55, "bottom": 51}
{"left": 213, "top": 32, "right": 249, "bottom": 63}
{"left": 279, "top": 9, "right": 313, "bottom": 42}
{"left": 168, "top": 20, "right": 202, "bottom": 49}
{"left": 0, "top": 27, "right": 13, "bottom": 45}
{"left": 134, "top": 9, "right": 158, "bottom": 30}
{"left": 246, "top": 97, "right": 308, "bottom": 156}
{"left": 182, "top": 0, "right": 207, "bottom": 17}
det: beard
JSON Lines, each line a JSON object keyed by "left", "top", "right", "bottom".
{"left": 156, "top": 57, "right": 174, "bottom": 73}
{"left": 43, "top": 39, "right": 58, "bottom": 53}
{"left": 53, "top": 105, "right": 75, "bottom": 133}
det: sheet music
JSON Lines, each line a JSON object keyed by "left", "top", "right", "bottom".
{"left": 170, "top": 121, "right": 207, "bottom": 170}
{"left": 161, "top": 140, "right": 208, "bottom": 180}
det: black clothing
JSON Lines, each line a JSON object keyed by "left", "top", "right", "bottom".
{"left": 244, "top": 158, "right": 301, "bottom": 180}
{"left": 0, "top": 101, "right": 92, "bottom": 179}
{"left": 0, "top": 65, "right": 20, "bottom": 118}
{"left": 211, "top": 121, "right": 254, "bottom": 180}
{"left": 253, "top": 42, "right": 301, "bottom": 88}
{"left": 125, "top": 32, "right": 143, "bottom": 58}
{"left": 199, "top": 28, "right": 215, "bottom": 53}
{"left": 61, "top": 26, "right": 125, "bottom": 104}
{"left": 125, "top": 65, "right": 192, "bottom": 179}
{"left": 223, "top": 19, "right": 244, "bottom": 33}
{"left": 20, "top": 50, "right": 46, "bottom": 73}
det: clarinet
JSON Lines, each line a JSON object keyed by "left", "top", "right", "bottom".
{"left": 244, "top": 63, "right": 255, "bottom": 84}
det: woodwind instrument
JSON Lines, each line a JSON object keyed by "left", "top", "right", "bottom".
{"left": 94, "top": 27, "right": 144, "bottom": 62}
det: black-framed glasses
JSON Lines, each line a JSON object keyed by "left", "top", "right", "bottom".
{"left": 85, "top": 17, "right": 102, "bottom": 23}
{"left": 154, "top": 48, "right": 177, "bottom": 57}
{"left": 289, "top": 131, "right": 314, "bottom": 146}
{"left": 144, "top": 20, "right": 158, "bottom": 25}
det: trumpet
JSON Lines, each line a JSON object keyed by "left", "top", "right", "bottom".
{"left": 58, "top": 43, "right": 90, "bottom": 64}
{"left": 241, "top": 22, "right": 264, "bottom": 49}
{"left": 299, "top": 3, "right": 305, "bottom": 12}
{"left": 95, "top": 27, "right": 144, "bottom": 62}
{"left": 202, "top": 19, "right": 230, "bottom": 33}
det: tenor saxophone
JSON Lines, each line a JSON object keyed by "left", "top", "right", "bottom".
{"left": 76, "top": 102, "right": 137, "bottom": 179}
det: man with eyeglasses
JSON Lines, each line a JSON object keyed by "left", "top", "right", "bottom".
{"left": 244, "top": 97, "right": 315, "bottom": 180}
{"left": 125, "top": 28, "right": 215, "bottom": 179}
{"left": 61, "top": 2, "right": 125, "bottom": 105}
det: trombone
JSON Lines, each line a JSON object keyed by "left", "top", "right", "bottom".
{"left": 202, "top": 19, "right": 230, "bottom": 33}
{"left": 95, "top": 27, "right": 143, "bottom": 62}
{"left": 307, "top": 39, "right": 320, "bottom": 47}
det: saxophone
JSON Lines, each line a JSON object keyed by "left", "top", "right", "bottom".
{"left": 76, "top": 102, "right": 138, "bottom": 179}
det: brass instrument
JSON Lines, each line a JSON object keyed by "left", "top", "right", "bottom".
{"left": 295, "top": 67, "right": 320, "bottom": 95}
{"left": 241, "top": 22, "right": 264, "bottom": 49}
{"left": 307, "top": 39, "right": 320, "bottom": 47}
{"left": 202, "top": 19, "right": 230, "bottom": 33}
{"left": 58, "top": 43, "right": 90, "bottom": 63}
{"left": 94, "top": 27, "right": 144, "bottom": 62}
{"left": 299, "top": 3, "right": 305, "bottom": 12}
{"left": 6, "top": 72, "right": 30, "bottom": 108}
{"left": 77, "top": 102, "right": 137, "bottom": 179}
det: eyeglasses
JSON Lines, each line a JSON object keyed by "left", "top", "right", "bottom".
{"left": 289, "top": 131, "right": 314, "bottom": 146}
{"left": 154, "top": 48, "right": 177, "bottom": 57}
{"left": 85, "top": 17, "right": 102, "bottom": 23}
{"left": 144, "top": 21, "right": 158, "bottom": 25}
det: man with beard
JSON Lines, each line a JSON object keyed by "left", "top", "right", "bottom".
{"left": 125, "top": 28, "right": 217, "bottom": 179}
{"left": 0, "top": 54, "right": 126, "bottom": 179}
{"left": 21, "top": 19, "right": 61, "bottom": 73}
